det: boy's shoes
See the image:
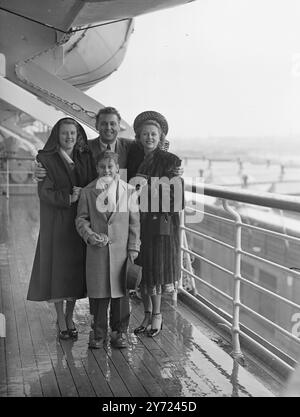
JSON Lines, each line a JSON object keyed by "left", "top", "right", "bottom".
{"left": 111, "top": 332, "right": 128, "bottom": 349}
{"left": 88, "top": 330, "right": 105, "bottom": 349}
{"left": 89, "top": 337, "right": 105, "bottom": 349}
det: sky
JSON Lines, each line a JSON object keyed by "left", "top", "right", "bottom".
{"left": 87, "top": 0, "right": 300, "bottom": 141}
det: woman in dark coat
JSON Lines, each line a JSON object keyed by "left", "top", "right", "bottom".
{"left": 27, "top": 118, "right": 96, "bottom": 339}
{"left": 127, "top": 111, "right": 184, "bottom": 337}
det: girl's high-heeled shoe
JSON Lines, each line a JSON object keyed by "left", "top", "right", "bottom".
{"left": 68, "top": 327, "right": 78, "bottom": 339}
{"left": 147, "top": 313, "right": 163, "bottom": 338}
{"left": 65, "top": 315, "right": 78, "bottom": 338}
{"left": 67, "top": 322, "right": 78, "bottom": 338}
{"left": 134, "top": 311, "right": 152, "bottom": 334}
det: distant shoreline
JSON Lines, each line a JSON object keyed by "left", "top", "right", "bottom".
{"left": 170, "top": 136, "right": 300, "bottom": 164}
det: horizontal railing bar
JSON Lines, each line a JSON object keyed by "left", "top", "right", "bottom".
{"left": 182, "top": 239, "right": 300, "bottom": 352}
{"left": 185, "top": 205, "right": 235, "bottom": 224}
{"left": 184, "top": 180, "right": 300, "bottom": 212}
{"left": 239, "top": 303, "right": 300, "bottom": 344}
{"left": 181, "top": 266, "right": 233, "bottom": 301}
{"left": 241, "top": 249, "right": 300, "bottom": 277}
{"left": 217, "top": 180, "right": 300, "bottom": 189}
{"left": 237, "top": 327, "right": 296, "bottom": 372}
{"left": 0, "top": 171, "right": 34, "bottom": 174}
{"left": 240, "top": 276, "right": 300, "bottom": 310}
{"left": 241, "top": 222, "right": 300, "bottom": 244}
{"left": 185, "top": 208, "right": 300, "bottom": 248}
{"left": 223, "top": 179, "right": 300, "bottom": 186}
{"left": 182, "top": 243, "right": 300, "bottom": 313}
{"left": 186, "top": 203, "right": 300, "bottom": 246}
{"left": 0, "top": 184, "right": 36, "bottom": 187}
{"left": 0, "top": 156, "right": 35, "bottom": 161}
{"left": 179, "top": 287, "right": 233, "bottom": 325}
{"left": 179, "top": 287, "right": 297, "bottom": 369}
{"left": 181, "top": 156, "right": 296, "bottom": 167}
{"left": 182, "top": 247, "right": 234, "bottom": 276}
{"left": 182, "top": 156, "right": 259, "bottom": 162}
{"left": 182, "top": 225, "right": 235, "bottom": 250}
{"left": 181, "top": 244, "right": 300, "bottom": 365}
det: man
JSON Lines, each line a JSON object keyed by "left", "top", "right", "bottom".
{"left": 88, "top": 107, "right": 132, "bottom": 178}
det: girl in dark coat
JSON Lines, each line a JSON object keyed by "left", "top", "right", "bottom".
{"left": 127, "top": 111, "right": 184, "bottom": 338}
{"left": 27, "top": 118, "right": 96, "bottom": 339}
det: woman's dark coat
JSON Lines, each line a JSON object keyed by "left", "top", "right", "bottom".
{"left": 127, "top": 146, "right": 184, "bottom": 287}
{"left": 27, "top": 119, "right": 96, "bottom": 301}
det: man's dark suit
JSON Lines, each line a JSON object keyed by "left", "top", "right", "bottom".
{"left": 88, "top": 137, "right": 133, "bottom": 169}
{"left": 87, "top": 136, "right": 134, "bottom": 335}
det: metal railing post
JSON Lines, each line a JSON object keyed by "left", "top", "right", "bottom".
{"left": 0, "top": 313, "right": 6, "bottom": 338}
{"left": 6, "top": 158, "right": 9, "bottom": 199}
{"left": 173, "top": 210, "right": 186, "bottom": 305}
{"left": 182, "top": 231, "right": 197, "bottom": 295}
{"left": 222, "top": 200, "right": 244, "bottom": 362}
{"left": 178, "top": 210, "right": 185, "bottom": 291}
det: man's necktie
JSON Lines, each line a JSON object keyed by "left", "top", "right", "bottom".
{"left": 107, "top": 144, "right": 111, "bottom": 150}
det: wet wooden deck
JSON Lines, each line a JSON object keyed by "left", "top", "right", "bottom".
{"left": 0, "top": 196, "right": 275, "bottom": 397}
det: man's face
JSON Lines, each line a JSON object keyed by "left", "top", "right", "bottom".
{"left": 96, "top": 113, "right": 120, "bottom": 144}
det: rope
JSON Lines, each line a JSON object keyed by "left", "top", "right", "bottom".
{"left": 0, "top": 6, "right": 130, "bottom": 34}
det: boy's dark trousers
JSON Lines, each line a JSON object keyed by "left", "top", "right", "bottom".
{"left": 90, "top": 296, "right": 130, "bottom": 339}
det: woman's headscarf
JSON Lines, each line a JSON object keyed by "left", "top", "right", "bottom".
{"left": 40, "top": 117, "right": 89, "bottom": 155}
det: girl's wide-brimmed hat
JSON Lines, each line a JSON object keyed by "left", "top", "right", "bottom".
{"left": 133, "top": 111, "right": 169, "bottom": 136}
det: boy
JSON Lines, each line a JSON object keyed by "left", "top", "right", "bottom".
{"left": 76, "top": 151, "right": 140, "bottom": 349}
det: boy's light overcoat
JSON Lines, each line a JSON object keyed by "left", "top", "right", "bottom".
{"left": 76, "top": 178, "right": 140, "bottom": 298}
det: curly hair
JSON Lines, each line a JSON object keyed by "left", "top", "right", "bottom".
{"left": 95, "top": 150, "right": 119, "bottom": 166}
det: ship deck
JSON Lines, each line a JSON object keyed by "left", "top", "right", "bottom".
{"left": 0, "top": 195, "right": 280, "bottom": 397}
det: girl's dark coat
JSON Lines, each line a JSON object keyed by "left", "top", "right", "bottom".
{"left": 27, "top": 120, "right": 96, "bottom": 301}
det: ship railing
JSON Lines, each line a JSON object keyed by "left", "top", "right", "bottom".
{"left": 181, "top": 155, "right": 300, "bottom": 188}
{"left": 0, "top": 155, "right": 36, "bottom": 198}
{"left": 180, "top": 180, "right": 300, "bottom": 375}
